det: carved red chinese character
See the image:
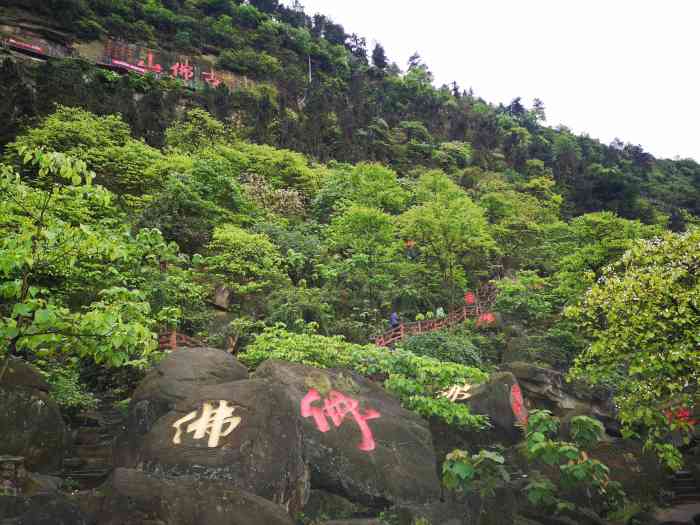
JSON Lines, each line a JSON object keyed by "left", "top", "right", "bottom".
{"left": 301, "top": 389, "right": 381, "bottom": 452}
{"left": 202, "top": 69, "right": 222, "bottom": 87}
{"left": 138, "top": 51, "right": 163, "bottom": 74}
{"left": 510, "top": 383, "right": 528, "bottom": 426}
{"left": 170, "top": 60, "right": 194, "bottom": 80}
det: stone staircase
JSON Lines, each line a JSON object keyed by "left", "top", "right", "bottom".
{"left": 670, "top": 469, "right": 700, "bottom": 505}
{"left": 62, "top": 396, "right": 126, "bottom": 489}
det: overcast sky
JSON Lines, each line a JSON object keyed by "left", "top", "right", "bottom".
{"left": 289, "top": 1, "right": 699, "bottom": 161}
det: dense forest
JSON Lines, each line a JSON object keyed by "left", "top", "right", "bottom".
{"left": 0, "top": 1, "right": 698, "bottom": 524}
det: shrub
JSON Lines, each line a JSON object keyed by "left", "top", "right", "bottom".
{"left": 400, "top": 330, "right": 482, "bottom": 367}
{"left": 239, "top": 326, "right": 489, "bottom": 429}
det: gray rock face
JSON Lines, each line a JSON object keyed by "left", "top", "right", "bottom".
{"left": 117, "top": 350, "right": 307, "bottom": 513}
{"left": 137, "top": 378, "right": 309, "bottom": 513}
{"left": 500, "top": 362, "right": 618, "bottom": 434}
{"left": 0, "top": 494, "right": 87, "bottom": 525}
{"left": 96, "top": 468, "right": 294, "bottom": 525}
{"left": 115, "top": 348, "right": 249, "bottom": 468}
{"left": 0, "top": 359, "right": 67, "bottom": 473}
{"left": 255, "top": 360, "right": 442, "bottom": 507}
{"left": 131, "top": 347, "right": 249, "bottom": 408}
{"left": 461, "top": 372, "right": 528, "bottom": 443}
{"left": 119, "top": 353, "right": 442, "bottom": 517}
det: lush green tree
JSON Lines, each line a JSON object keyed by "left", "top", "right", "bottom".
{"left": 400, "top": 329, "right": 482, "bottom": 367}
{"left": 216, "top": 142, "right": 322, "bottom": 195}
{"left": 493, "top": 271, "right": 555, "bottom": 325}
{"left": 399, "top": 188, "right": 496, "bottom": 305}
{"left": 266, "top": 284, "right": 332, "bottom": 335}
{"left": 136, "top": 174, "right": 232, "bottom": 254}
{"left": 371, "top": 42, "right": 388, "bottom": 70}
{"left": 322, "top": 205, "right": 400, "bottom": 320}
{"left": 164, "top": 108, "right": 229, "bottom": 153}
{"left": 413, "top": 169, "right": 464, "bottom": 203}
{"left": 218, "top": 48, "right": 282, "bottom": 79}
{"left": 205, "top": 224, "right": 287, "bottom": 300}
{"left": 5, "top": 106, "right": 163, "bottom": 196}
{"left": 0, "top": 149, "right": 158, "bottom": 381}
{"left": 475, "top": 175, "right": 561, "bottom": 271}
{"left": 544, "top": 212, "right": 661, "bottom": 304}
{"left": 568, "top": 229, "right": 700, "bottom": 468}
{"left": 313, "top": 162, "right": 409, "bottom": 219}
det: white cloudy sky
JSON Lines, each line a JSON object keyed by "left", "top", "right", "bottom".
{"left": 288, "top": 1, "right": 699, "bottom": 161}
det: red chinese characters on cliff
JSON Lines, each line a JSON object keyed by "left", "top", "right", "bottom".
{"left": 301, "top": 389, "right": 381, "bottom": 452}
{"left": 171, "top": 60, "right": 194, "bottom": 80}
{"left": 510, "top": 383, "right": 528, "bottom": 427}
{"left": 137, "top": 51, "right": 163, "bottom": 74}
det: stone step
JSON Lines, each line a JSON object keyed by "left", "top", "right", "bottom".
{"left": 62, "top": 457, "right": 84, "bottom": 469}
{"left": 672, "top": 471, "right": 694, "bottom": 479}
{"left": 75, "top": 444, "right": 113, "bottom": 457}
{"left": 672, "top": 485, "right": 699, "bottom": 495}
{"left": 671, "top": 493, "right": 700, "bottom": 504}
{"left": 62, "top": 468, "right": 112, "bottom": 480}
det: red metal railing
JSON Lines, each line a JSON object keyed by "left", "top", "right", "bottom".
{"left": 373, "top": 305, "right": 483, "bottom": 347}
{"left": 373, "top": 285, "right": 498, "bottom": 347}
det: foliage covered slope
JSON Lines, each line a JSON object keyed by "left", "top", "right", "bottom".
{"left": 2, "top": 0, "right": 700, "bottom": 227}
{"left": 0, "top": 0, "right": 698, "bottom": 477}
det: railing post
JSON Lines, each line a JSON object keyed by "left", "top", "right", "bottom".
{"left": 170, "top": 328, "right": 177, "bottom": 351}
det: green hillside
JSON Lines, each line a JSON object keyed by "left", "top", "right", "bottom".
{"left": 0, "top": 2, "right": 698, "bottom": 523}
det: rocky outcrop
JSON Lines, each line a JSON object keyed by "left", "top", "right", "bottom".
{"left": 255, "top": 360, "right": 442, "bottom": 507}
{"left": 96, "top": 468, "right": 294, "bottom": 525}
{"left": 460, "top": 372, "right": 528, "bottom": 443}
{"left": 135, "top": 378, "right": 308, "bottom": 512}
{"left": 0, "top": 493, "right": 88, "bottom": 525}
{"left": 115, "top": 348, "right": 248, "bottom": 468}
{"left": 116, "top": 352, "right": 443, "bottom": 518}
{"left": 131, "top": 347, "right": 249, "bottom": 408}
{"left": 501, "top": 362, "right": 618, "bottom": 434}
{"left": 0, "top": 359, "right": 67, "bottom": 473}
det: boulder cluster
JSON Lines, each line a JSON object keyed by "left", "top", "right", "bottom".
{"left": 0, "top": 351, "right": 671, "bottom": 525}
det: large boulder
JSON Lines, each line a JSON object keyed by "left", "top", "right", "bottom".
{"left": 96, "top": 467, "right": 294, "bottom": 525}
{"left": 115, "top": 348, "right": 249, "bottom": 467}
{"left": 117, "top": 349, "right": 307, "bottom": 512}
{"left": 118, "top": 353, "right": 442, "bottom": 515}
{"left": 0, "top": 494, "right": 88, "bottom": 525}
{"left": 501, "top": 362, "right": 617, "bottom": 434}
{"left": 131, "top": 347, "right": 249, "bottom": 408}
{"left": 456, "top": 372, "right": 528, "bottom": 443}
{"left": 0, "top": 359, "right": 67, "bottom": 473}
{"left": 255, "top": 360, "right": 442, "bottom": 507}
{"left": 135, "top": 378, "right": 308, "bottom": 513}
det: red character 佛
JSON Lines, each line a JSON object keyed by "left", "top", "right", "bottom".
{"left": 171, "top": 60, "right": 194, "bottom": 80}
{"left": 301, "top": 389, "right": 381, "bottom": 452}
{"left": 510, "top": 383, "right": 528, "bottom": 427}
